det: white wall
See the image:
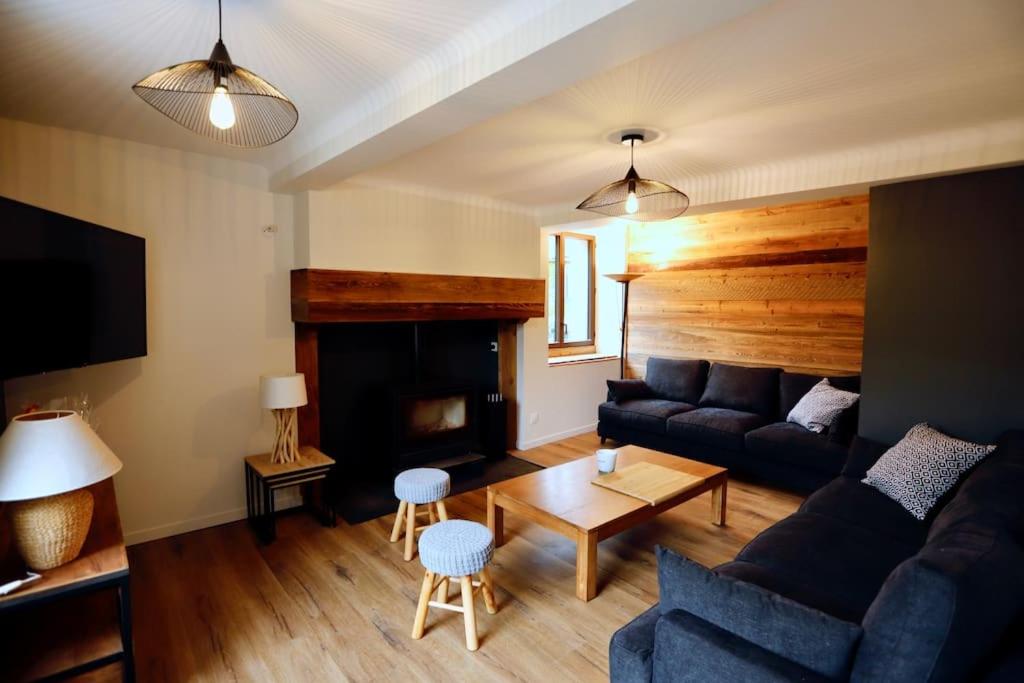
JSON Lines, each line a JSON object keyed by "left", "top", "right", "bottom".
{"left": 0, "top": 118, "right": 295, "bottom": 545}
{"left": 517, "top": 219, "right": 627, "bottom": 449}
{"left": 296, "top": 183, "right": 538, "bottom": 278}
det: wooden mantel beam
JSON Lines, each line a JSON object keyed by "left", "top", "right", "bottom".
{"left": 291, "top": 269, "right": 545, "bottom": 323}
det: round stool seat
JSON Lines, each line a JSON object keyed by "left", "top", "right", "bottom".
{"left": 394, "top": 468, "right": 450, "bottom": 505}
{"left": 418, "top": 520, "right": 494, "bottom": 577}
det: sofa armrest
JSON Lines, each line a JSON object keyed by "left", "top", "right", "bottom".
{"left": 657, "top": 546, "right": 862, "bottom": 679}
{"left": 609, "top": 604, "right": 660, "bottom": 683}
{"left": 654, "top": 609, "right": 837, "bottom": 682}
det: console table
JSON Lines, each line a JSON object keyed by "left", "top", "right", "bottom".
{"left": 0, "top": 479, "right": 134, "bottom": 681}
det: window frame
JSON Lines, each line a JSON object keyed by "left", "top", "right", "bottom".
{"left": 548, "top": 232, "right": 596, "bottom": 352}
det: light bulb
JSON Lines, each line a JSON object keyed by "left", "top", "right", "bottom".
{"left": 625, "top": 190, "right": 639, "bottom": 215}
{"left": 209, "top": 85, "right": 236, "bottom": 130}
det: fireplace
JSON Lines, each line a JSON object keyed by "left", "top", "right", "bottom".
{"left": 394, "top": 385, "right": 475, "bottom": 468}
{"left": 291, "top": 269, "right": 545, "bottom": 476}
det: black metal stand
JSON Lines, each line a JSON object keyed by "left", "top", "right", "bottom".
{"left": 619, "top": 280, "right": 632, "bottom": 379}
{"left": 245, "top": 460, "right": 336, "bottom": 544}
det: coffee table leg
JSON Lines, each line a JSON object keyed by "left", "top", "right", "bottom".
{"left": 575, "top": 530, "right": 598, "bottom": 601}
{"left": 487, "top": 488, "right": 504, "bottom": 547}
{"left": 711, "top": 480, "right": 727, "bottom": 526}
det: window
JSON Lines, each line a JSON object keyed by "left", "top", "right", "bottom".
{"left": 547, "top": 232, "right": 595, "bottom": 351}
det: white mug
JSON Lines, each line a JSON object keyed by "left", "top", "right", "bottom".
{"left": 596, "top": 448, "right": 618, "bottom": 474}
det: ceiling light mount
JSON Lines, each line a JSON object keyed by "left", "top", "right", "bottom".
{"left": 132, "top": 0, "right": 298, "bottom": 148}
{"left": 603, "top": 127, "right": 664, "bottom": 146}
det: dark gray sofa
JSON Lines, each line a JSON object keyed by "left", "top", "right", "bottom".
{"left": 598, "top": 357, "right": 860, "bottom": 492}
{"left": 609, "top": 431, "right": 1024, "bottom": 682}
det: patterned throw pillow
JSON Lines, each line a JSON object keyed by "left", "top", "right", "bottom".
{"left": 787, "top": 379, "right": 859, "bottom": 433}
{"left": 863, "top": 423, "right": 996, "bottom": 520}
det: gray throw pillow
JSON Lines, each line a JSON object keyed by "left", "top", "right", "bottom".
{"left": 787, "top": 378, "right": 859, "bottom": 433}
{"left": 863, "top": 423, "right": 995, "bottom": 520}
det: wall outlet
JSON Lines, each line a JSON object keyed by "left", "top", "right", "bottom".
{"left": 529, "top": 412, "right": 539, "bottom": 425}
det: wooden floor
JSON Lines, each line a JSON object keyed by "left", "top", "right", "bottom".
{"left": 106, "top": 433, "right": 803, "bottom": 682}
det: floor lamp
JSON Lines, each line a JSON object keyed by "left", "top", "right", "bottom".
{"left": 604, "top": 273, "right": 645, "bottom": 379}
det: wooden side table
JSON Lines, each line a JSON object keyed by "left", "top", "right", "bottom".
{"left": 245, "top": 445, "right": 336, "bottom": 543}
{"left": 0, "top": 479, "right": 134, "bottom": 681}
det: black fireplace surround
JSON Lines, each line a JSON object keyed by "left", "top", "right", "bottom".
{"left": 317, "top": 320, "right": 503, "bottom": 478}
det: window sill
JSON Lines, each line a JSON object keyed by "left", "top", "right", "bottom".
{"left": 547, "top": 353, "right": 619, "bottom": 367}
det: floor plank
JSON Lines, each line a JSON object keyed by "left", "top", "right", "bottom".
{"left": 120, "top": 433, "right": 801, "bottom": 682}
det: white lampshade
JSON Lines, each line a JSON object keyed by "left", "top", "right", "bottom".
{"left": 0, "top": 411, "right": 123, "bottom": 502}
{"left": 260, "top": 373, "right": 308, "bottom": 410}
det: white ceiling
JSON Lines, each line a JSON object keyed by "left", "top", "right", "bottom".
{"left": 352, "top": 0, "right": 1024, "bottom": 209}
{"left": 2, "top": 0, "right": 1022, "bottom": 207}
{"left": 0, "top": 0, "right": 774, "bottom": 189}
{"left": 0, "top": 0, "right": 512, "bottom": 168}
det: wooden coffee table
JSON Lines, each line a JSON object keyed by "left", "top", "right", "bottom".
{"left": 487, "top": 445, "right": 727, "bottom": 601}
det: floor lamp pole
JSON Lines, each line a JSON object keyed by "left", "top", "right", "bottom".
{"left": 605, "top": 273, "right": 645, "bottom": 380}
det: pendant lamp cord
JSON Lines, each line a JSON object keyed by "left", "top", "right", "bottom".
{"left": 630, "top": 138, "right": 635, "bottom": 167}
{"left": 218, "top": 0, "right": 223, "bottom": 41}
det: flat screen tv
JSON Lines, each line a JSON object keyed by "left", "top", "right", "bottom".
{"left": 0, "top": 196, "right": 147, "bottom": 380}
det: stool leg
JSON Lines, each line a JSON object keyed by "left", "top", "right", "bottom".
{"left": 436, "top": 500, "right": 449, "bottom": 522}
{"left": 460, "top": 576, "right": 478, "bottom": 651}
{"left": 428, "top": 503, "right": 437, "bottom": 524}
{"left": 480, "top": 567, "right": 497, "bottom": 614}
{"left": 404, "top": 503, "right": 417, "bottom": 561}
{"left": 436, "top": 576, "right": 449, "bottom": 604}
{"left": 412, "top": 570, "right": 434, "bottom": 639}
{"left": 390, "top": 500, "right": 408, "bottom": 543}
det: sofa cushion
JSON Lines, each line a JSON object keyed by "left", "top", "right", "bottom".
{"left": 699, "top": 363, "right": 780, "bottom": 417}
{"left": 779, "top": 371, "right": 861, "bottom": 421}
{"left": 744, "top": 422, "right": 848, "bottom": 476}
{"left": 716, "top": 559, "right": 867, "bottom": 625}
{"left": 787, "top": 379, "right": 860, "bottom": 433}
{"left": 657, "top": 547, "right": 862, "bottom": 679}
{"left": 598, "top": 399, "right": 695, "bottom": 435}
{"left": 666, "top": 408, "right": 769, "bottom": 451}
{"left": 928, "top": 431, "right": 1024, "bottom": 544}
{"left": 827, "top": 400, "right": 860, "bottom": 445}
{"left": 799, "top": 477, "right": 930, "bottom": 547}
{"left": 853, "top": 523, "right": 1024, "bottom": 683}
{"left": 864, "top": 423, "right": 996, "bottom": 520}
{"left": 606, "top": 378, "right": 653, "bottom": 403}
{"left": 609, "top": 604, "right": 659, "bottom": 683}
{"left": 644, "top": 357, "right": 710, "bottom": 405}
{"left": 732, "top": 512, "right": 919, "bottom": 623}
{"left": 653, "top": 610, "right": 836, "bottom": 683}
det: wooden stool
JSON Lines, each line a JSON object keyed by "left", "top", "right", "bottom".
{"left": 390, "top": 468, "right": 451, "bottom": 561}
{"left": 411, "top": 520, "right": 497, "bottom": 651}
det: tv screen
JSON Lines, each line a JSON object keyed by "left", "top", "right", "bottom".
{"left": 0, "top": 196, "right": 147, "bottom": 380}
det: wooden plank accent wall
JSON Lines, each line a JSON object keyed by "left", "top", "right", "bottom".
{"left": 292, "top": 269, "right": 545, "bottom": 323}
{"left": 626, "top": 195, "right": 868, "bottom": 377}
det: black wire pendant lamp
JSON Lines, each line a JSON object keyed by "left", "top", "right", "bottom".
{"left": 576, "top": 133, "right": 689, "bottom": 222}
{"left": 132, "top": 0, "right": 298, "bottom": 148}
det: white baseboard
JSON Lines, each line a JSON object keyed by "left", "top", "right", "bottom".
{"left": 518, "top": 422, "right": 598, "bottom": 451}
{"left": 124, "top": 491, "right": 303, "bottom": 546}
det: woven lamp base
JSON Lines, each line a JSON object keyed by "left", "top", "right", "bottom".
{"left": 9, "top": 488, "right": 94, "bottom": 570}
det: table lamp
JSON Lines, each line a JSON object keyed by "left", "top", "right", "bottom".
{"left": 260, "top": 373, "right": 308, "bottom": 464}
{"left": 0, "top": 410, "right": 123, "bottom": 570}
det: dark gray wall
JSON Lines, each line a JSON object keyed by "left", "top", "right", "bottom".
{"left": 859, "top": 165, "right": 1024, "bottom": 444}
